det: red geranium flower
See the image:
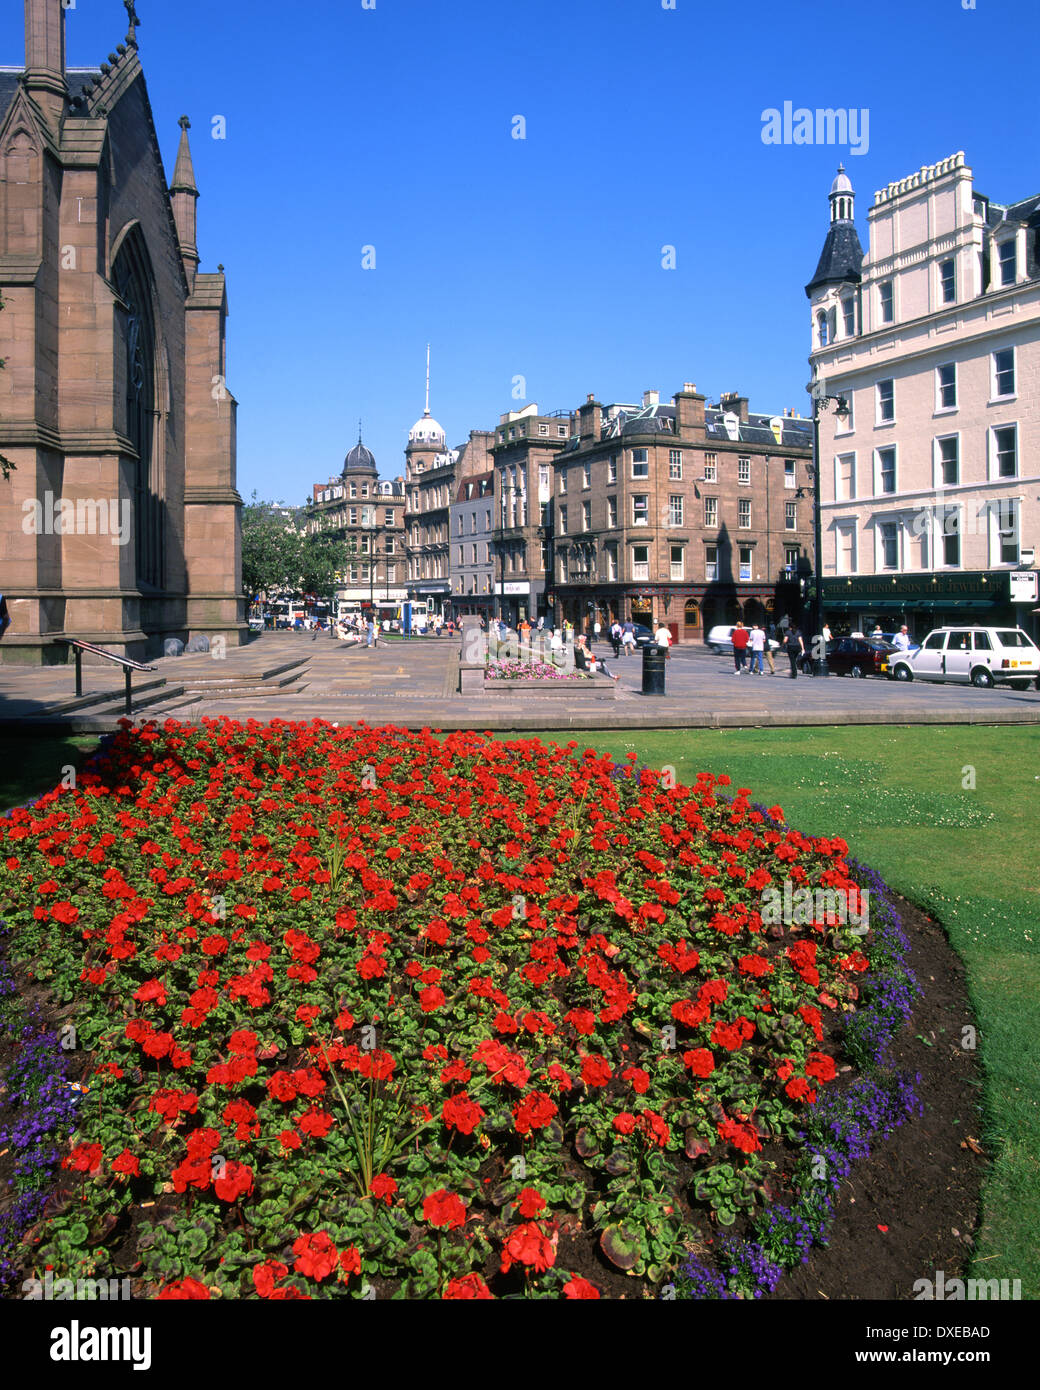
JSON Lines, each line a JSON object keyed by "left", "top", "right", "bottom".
{"left": 370, "top": 1173, "right": 397, "bottom": 1204}
{"left": 110, "top": 1150, "right": 141, "bottom": 1177}
{"left": 213, "top": 1160, "right": 254, "bottom": 1203}
{"left": 563, "top": 1275, "right": 600, "bottom": 1299}
{"left": 422, "top": 1188, "right": 466, "bottom": 1230}
{"left": 339, "top": 1246, "right": 362, "bottom": 1277}
{"left": 500, "top": 1221, "right": 556, "bottom": 1275}
{"left": 442, "top": 1092, "right": 486, "bottom": 1136}
{"left": 158, "top": 1278, "right": 210, "bottom": 1299}
{"left": 514, "top": 1187, "right": 547, "bottom": 1218}
{"left": 292, "top": 1231, "right": 339, "bottom": 1281}
{"left": 63, "top": 1142, "right": 103, "bottom": 1174}
{"left": 443, "top": 1273, "right": 493, "bottom": 1299}
{"left": 580, "top": 1055, "right": 613, "bottom": 1088}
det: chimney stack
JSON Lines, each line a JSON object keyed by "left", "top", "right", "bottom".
{"left": 577, "top": 394, "right": 602, "bottom": 439}
{"left": 720, "top": 391, "right": 749, "bottom": 424}
{"left": 673, "top": 383, "right": 706, "bottom": 434}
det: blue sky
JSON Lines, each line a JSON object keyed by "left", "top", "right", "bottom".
{"left": 4, "top": 0, "right": 1038, "bottom": 505}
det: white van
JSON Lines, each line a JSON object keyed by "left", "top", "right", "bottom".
{"left": 884, "top": 626, "right": 1039, "bottom": 688}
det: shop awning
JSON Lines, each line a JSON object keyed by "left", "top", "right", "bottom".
{"left": 826, "top": 598, "right": 996, "bottom": 611}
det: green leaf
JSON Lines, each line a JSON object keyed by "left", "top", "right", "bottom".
{"left": 599, "top": 1223, "right": 643, "bottom": 1271}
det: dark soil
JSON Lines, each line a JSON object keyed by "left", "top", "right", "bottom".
{"left": 0, "top": 892, "right": 987, "bottom": 1300}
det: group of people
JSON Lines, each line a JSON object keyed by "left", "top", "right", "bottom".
{"left": 729, "top": 620, "right": 810, "bottom": 678}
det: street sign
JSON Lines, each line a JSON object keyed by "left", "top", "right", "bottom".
{"left": 1010, "top": 571, "right": 1037, "bottom": 603}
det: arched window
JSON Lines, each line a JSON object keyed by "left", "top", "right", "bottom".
{"left": 683, "top": 599, "right": 700, "bottom": 631}
{"left": 113, "top": 227, "right": 163, "bottom": 587}
{"left": 817, "top": 311, "right": 829, "bottom": 347}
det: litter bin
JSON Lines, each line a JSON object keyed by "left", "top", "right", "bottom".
{"left": 642, "top": 643, "right": 667, "bottom": 695}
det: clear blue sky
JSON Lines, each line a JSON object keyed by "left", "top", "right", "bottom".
{"left": 4, "top": 0, "right": 1037, "bottom": 506}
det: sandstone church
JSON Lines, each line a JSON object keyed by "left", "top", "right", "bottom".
{"left": 0, "top": 0, "right": 244, "bottom": 664}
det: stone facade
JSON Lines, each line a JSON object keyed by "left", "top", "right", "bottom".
{"left": 306, "top": 443, "right": 407, "bottom": 616}
{"left": 808, "top": 154, "right": 1040, "bottom": 637}
{"left": 450, "top": 470, "right": 495, "bottom": 615}
{"left": 550, "top": 387, "right": 813, "bottom": 639}
{"left": 0, "top": 1, "right": 243, "bottom": 664}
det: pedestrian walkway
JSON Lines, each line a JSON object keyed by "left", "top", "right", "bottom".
{"left": 2, "top": 631, "right": 1038, "bottom": 732}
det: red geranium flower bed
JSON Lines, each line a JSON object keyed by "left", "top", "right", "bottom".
{"left": 0, "top": 719, "right": 874, "bottom": 1298}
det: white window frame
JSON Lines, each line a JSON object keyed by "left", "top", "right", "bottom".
{"left": 842, "top": 296, "right": 856, "bottom": 337}
{"left": 631, "top": 544, "right": 650, "bottom": 581}
{"left": 933, "top": 434, "right": 960, "bottom": 489}
{"left": 876, "top": 518, "right": 901, "bottom": 571}
{"left": 703, "top": 453, "right": 717, "bottom": 482}
{"left": 632, "top": 494, "right": 649, "bottom": 526}
{"left": 784, "top": 459, "right": 798, "bottom": 490}
{"left": 935, "top": 363, "right": 957, "bottom": 413}
{"left": 991, "top": 347, "right": 1016, "bottom": 402}
{"left": 879, "top": 279, "right": 894, "bottom": 324}
{"left": 876, "top": 379, "right": 895, "bottom": 425}
{"left": 997, "top": 238, "right": 1017, "bottom": 287}
{"left": 737, "top": 457, "right": 751, "bottom": 486}
{"left": 670, "top": 545, "right": 684, "bottom": 580}
{"left": 704, "top": 496, "right": 718, "bottom": 528}
{"left": 668, "top": 494, "right": 684, "bottom": 527}
{"left": 631, "top": 448, "right": 649, "bottom": 479}
{"left": 738, "top": 545, "right": 752, "bottom": 581}
{"left": 607, "top": 496, "right": 618, "bottom": 528}
{"left": 738, "top": 498, "right": 751, "bottom": 529}
{"left": 558, "top": 504, "right": 568, "bottom": 534}
{"left": 785, "top": 501, "right": 797, "bottom": 531}
{"left": 607, "top": 455, "right": 618, "bottom": 483}
{"left": 835, "top": 452, "right": 856, "bottom": 501}
{"left": 582, "top": 500, "right": 591, "bottom": 532}
{"left": 835, "top": 521, "right": 857, "bottom": 576}
{"left": 939, "top": 258, "right": 956, "bottom": 305}
{"left": 705, "top": 545, "right": 718, "bottom": 581}
{"left": 875, "top": 445, "right": 897, "bottom": 495}
{"left": 669, "top": 449, "right": 683, "bottom": 479}
{"left": 582, "top": 462, "right": 591, "bottom": 489}
{"left": 990, "top": 498, "right": 1020, "bottom": 566}
{"left": 988, "top": 423, "right": 1018, "bottom": 481}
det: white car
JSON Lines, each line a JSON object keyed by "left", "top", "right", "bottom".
{"left": 706, "top": 624, "right": 779, "bottom": 654}
{"left": 885, "top": 626, "right": 1040, "bottom": 689}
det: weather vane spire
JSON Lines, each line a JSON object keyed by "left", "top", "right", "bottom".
{"left": 424, "top": 343, "right": 431, "bottom": 417}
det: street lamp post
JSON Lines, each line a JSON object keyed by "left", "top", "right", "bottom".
{"left": 808, "top": 383, "right": 849, "bottom": 677}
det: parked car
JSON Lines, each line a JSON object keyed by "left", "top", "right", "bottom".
{"left": 825, "top": 636, "right": 895, "bottom": 678}
{"left": 706, "top": 624, "right": 780, "bottom": 654}
{"left": 630, "top": 623, "right": 656, "bottom": 648}
{"left": 884, "top": 626, "right": 1040, "bottom": 688}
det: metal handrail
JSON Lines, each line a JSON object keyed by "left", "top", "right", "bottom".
{"left": 58, "top": 638, "right": 158, "bottom": 716}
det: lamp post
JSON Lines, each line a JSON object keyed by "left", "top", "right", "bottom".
{"left": 808, "top": 382, "right": 849, "bottom": 677}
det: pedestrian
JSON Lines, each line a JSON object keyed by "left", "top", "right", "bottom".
{"left": 621, "top": 622, "right": 637, "bottom": 658}
{"left": 536, "top": 616, "right": 544, "bottom": 631}
{"left": 519, "top": 617, "right": 531, "bottom": 644}
{"left": 749, "top": 622, "right": 766, "bottom": 675}
{"left": 654, "top": 620, "right": 672, "bottom": 660}
{"left": 610, "top": 620, "right": 622, "bottom": 658}
{"left": 366, "top": 616, "right": 376, "bottom": 648}
{"left": 550, "top": 627, "right": 564, "bottom": 664}
{"left": 892, "top": 625, "right": 912, "bottom": 653}
{"left": 731, "top": 620, "right": 750, "bottom": 674}
{"left": 593, "top": 618, "right": 602, "bottom": 644}
{"left": 822, "top": 622, "right": 833, "bottom": 644}
{"left": 870, "top": 622, "right": 883, "bottom": 640}
{"left": 785, "top": 625, "right": 805, "bottom": 678}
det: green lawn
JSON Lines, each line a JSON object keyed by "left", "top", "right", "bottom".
{"left": 521, "top": 724, "right": 1040, "bottom": 1297}
{"left": 4, "top": 724, "right": 1037, "bottom": 1295}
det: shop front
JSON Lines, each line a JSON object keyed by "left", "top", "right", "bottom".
{"left": 822, "top": 571, "right": 1038, "bottom": 642}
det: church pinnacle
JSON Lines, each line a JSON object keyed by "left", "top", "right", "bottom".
{"left": 170, "top": 115, "right": 199, "bottom": 290}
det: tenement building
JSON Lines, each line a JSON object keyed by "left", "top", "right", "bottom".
{"left": 449, "top": 471, "right": 495, "bottom": 618}
{"left": 551, "top": 387, "right": 813, "bottom": 640}
{"left": 0, "top": 0, "right": 244, "bottom": 663}
{"left": 306, "top": 433, "right": 406, "bottom": 619}
{"left": 403, "top": 356, "right": 493, "bottom": 621}
{"left": 808, "top": 157, "right": 1040, "bottom": 639}
{"left": 488, "top": 403, "right": 570, "bottom": 626}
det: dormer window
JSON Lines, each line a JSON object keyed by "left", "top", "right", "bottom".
{"left": 998, "top": 239, "right": 1017, "bottom": 287}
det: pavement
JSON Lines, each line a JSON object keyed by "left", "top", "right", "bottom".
{"left": 3, "top": 631, "right": 1040, "bottom": 733}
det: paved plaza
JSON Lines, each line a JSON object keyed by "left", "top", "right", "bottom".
{"left": 3, "top": 631, "right": 1039, "bottom": 733}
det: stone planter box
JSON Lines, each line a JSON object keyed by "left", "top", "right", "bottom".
{"left": 482, "top": 674, "right": 616, "bottom": 700}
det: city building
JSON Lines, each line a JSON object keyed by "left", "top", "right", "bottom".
{"left": 306, "top": 431, "right": 406, "bottom": 618}
{"left": 449, "top": 471, "right": 495, "bottom": 617}
{"left": 807, "top": 155, "right": 1040, "bottom": 638}
{"left": 0, "top": 0, "right": 244, "bottom": 663}
{"left": 403, "top": 349, "right": 492, "bottom": 620}
{"left": 489, "top": 404, "right": 570, "bottom": 625}
{"left": 551, "top": 387, "right": 813, "bottom": 639}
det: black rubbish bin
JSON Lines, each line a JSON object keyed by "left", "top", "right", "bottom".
{"left": 642, "top": 643, "right": 667, "bottom": 695}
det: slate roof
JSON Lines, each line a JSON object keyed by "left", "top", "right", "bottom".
{"left": 0, "top": 66, "right": 103, "bottom": 126}
{"left": 805, "top": 221, "right": 864, "bottom": 296}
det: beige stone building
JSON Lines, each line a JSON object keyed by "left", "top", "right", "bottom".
{"left": 0, "top": 1, "right": 243, "bottom": 663}
{"left": 306, "top": 437, "right": 406, "bottom": 619}
{"left": 808, "top": 156, "right": 1040, "bottom": 637}
{"left": 551, "top": 386, "right": 813, "bottom": 640}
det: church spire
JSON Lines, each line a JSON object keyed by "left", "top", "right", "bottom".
{"left": 24, "top": 0, "right": 68, "bottom": 131}
{"left": 170, "top": 115, "right": 200, "bottom": 291}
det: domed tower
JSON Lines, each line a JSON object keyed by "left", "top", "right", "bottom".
{"left": 342, "top": 425, "right": 378, "bottom": 480}
{"left": 405, "top": 344, "right": 447, "bottom": 482}
{"left": 806, "top": 165, "right": 864, "bottom": 351}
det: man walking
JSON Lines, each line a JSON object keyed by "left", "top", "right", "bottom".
{"left": 610, "top": 620, "right": 622, "bottom": 658}
{"left": 654, "top": 620, "right": 672, "bottom": 660}
{"left": 731, "top": 621, "right": 750, "bottom": 674}
{"left": 749, "top": 622, "right": 766, "bottom": 675}
{"left": 785, "top": 625, "right": 805, "bottom": 678}
{"left": 893, "top": 625, "right": 912, "bottom": 654}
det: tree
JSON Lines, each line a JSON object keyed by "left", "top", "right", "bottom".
{"left": 242, "top": 494, "right": 303, "bottom": 602}
{"left": 299, "top": 531, "right": 345, "bottom": 602}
